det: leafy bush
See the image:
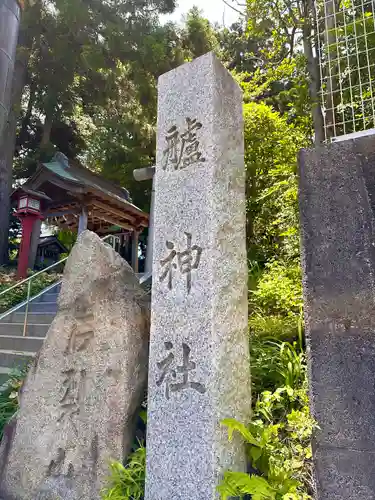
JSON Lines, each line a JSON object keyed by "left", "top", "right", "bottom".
{"left": 0, "top": 271, "right": 61, "bottom": 314}
{"left": 0, "top": 368, "right": 26, "bottom": 439}
{"left": 219, "top": 390, "right": 314, "bottom": 500}
{"left": 101, "top": 444, "right": 146, "bottom": 500}
{"left": 250, "top": 261, "right": 302, "bottom": 318}
{"left": 250, "top": 338, "right": 304, "bottom": 398}
{"left": 218, "top": 337, "right": 315, "bottom": 500}
{"left": 243, "top": 103, "right": 307, "bottom": 264}
{"left": 249, "top": 314, "right": 299, "bottom": 342}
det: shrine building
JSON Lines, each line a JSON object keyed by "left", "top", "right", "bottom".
{"left": 11, "top": 152, "right": 149, "bottom": 278}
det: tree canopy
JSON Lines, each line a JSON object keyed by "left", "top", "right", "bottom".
{"left": 2, "top": 0, "right": 367, "bottom": 263}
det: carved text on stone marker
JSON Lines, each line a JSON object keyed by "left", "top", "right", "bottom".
{"left": 162, "top": 117, "right": 206, "bottom": 171}
{"left": 58, "top": 368, "right": 86, "bottom": 427}
{"left": 156, "top": 342, "right": 206, "bottom": 400}
{"left": 53, "top": 301, "right": 94, "bottom": 475}
{"left": 48, "top": 448, "right": 74, "bottom": 478}
{"left": 65, "top": 303, "right": 95, "bottom": 354}
{"left": 159, "top": 232, "right": 202, "bottom": 293}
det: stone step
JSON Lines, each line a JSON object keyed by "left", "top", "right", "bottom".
{"left": 0, "top": 349, "right": 35, "bottom": 370}
{"left": 35, "top": 293, "right": 59, "bottom": 304}
{"left": 0, "top": 336, "right": 44, "bottom": 353}
{"left": 0, "top": 312, "right": 55, "bottom": 325}
{"left": 18, "top": 302, "right": 58, "bottom": 313}
{"left": 0, "top": 323, "right": 50, "bottom": 337}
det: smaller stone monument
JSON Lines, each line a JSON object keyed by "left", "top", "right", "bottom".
{"left": 0, "top": 231, "right": 150, "bottom": 500}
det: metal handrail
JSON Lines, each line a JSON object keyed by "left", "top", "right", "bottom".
{"left": 0, "top": 233, "right": 120, "bottom": 336}
{"left": 0, "top": 258, "right": 68, "bottom": 299}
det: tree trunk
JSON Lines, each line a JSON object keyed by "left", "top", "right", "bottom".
{"left": 40, "top": 104, "right": 54, "bottom": 149}
{"left": 303, "top": 1, "right": 325, "bottom": 144}
{"left": 0, "top": 130, "right": 14, "bottom": 265}
{"left": 323, "top": 0, "right": 339, "bottom": 139}
{"left": 303, "top": 32, "right": 325, "bottom": 143}
{"left": 0, "top": 18, "right": 34, "bottom": 264}
{"left": 16, "top": 81, "right": 36, "bottom": 154}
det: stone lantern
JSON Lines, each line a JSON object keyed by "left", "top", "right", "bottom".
{"left": 12, "top": 188, "right": 51, "bottom": 278}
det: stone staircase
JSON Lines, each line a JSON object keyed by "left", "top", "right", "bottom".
{"left": 0, "top": 282, "right": 61, "bottom": 382}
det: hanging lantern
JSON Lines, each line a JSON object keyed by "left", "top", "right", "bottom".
{"left": 12, "top": 188, "right": 51, "bottom": 278}
{"left": 17, "top": 194, "right": 42, "bottom": 215}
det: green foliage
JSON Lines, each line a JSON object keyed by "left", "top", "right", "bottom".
{"left": 250, "top": 338, "right": 304, "bottom": 397}
{"left": 0, "top": 368, "right": 26, "bottom": 439}
{"left": 248, "top": 314, "right": 299, "bottom": 342}
{"left": 218, "top": 471, "right": 277, "bottom": 500}
{"left": 12, "top": 0, "right": 180, "bottom": 182}
{"left": 221, "top": 199, "right": 313, "bottom": 500}
{"left": 0, "top": 272, "right": 60, "bottom": 314}
{"left": 243, "top": 103, "right": 307, "bottom": 264}
{"left": 56, "top": 230, "right": 77, "bottom": 252}
{"left": 219, "top": 341, "right": 315, "bottom": 500}
{"left": 244, "top": 0, "right": 316, "bottom": 139}
{"left": 101, "top": 444, "right": 146, "bottom": 500}
{"left": 250, "top": 261, "right": 302, "bottom": 318}
{"left": 182, "top": 7, "right": 219, "bottom": 59}
{"left": 217, "top": 20, "right": 264, "bottom": 74}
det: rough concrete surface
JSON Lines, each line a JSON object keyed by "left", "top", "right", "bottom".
{"left": 299, "top": 135, "right": 375, "bottom": 499}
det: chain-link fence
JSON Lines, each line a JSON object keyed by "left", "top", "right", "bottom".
{"left": 316, "top": 0, "right": 375, "bottom": 141}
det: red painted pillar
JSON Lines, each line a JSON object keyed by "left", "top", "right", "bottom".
{"left": 17, "top": 215, "right": 41, "bottom": 278}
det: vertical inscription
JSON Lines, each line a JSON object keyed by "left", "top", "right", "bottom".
{"left": 162, "top": 118, "right": 206, "bottom": 170}
{"left": 58, "top": 369, "right": 86, "bottom": 426}
{"left": 47, "top": 448, "right": 74, "bottom": 478}
{"left": 53, "top": 301, "right": 96, "bottom": 473}
{"left": 65, "top": 303, "right": 95, "bottom": 354}
{"left": 159, "top": 232, "right": 203, "bottom": 293}
{"left": 156, "top": 342, "right": 206, "bottom": 400}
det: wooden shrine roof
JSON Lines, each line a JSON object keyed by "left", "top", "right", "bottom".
{"left": 38, "top": 236, "right": 68, "bottom": 253}
{"left": 18, "top": 152, "right": 149, "bottom": 234}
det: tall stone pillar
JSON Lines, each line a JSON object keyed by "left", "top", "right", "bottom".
{"left": 145, "top": 52, "right": 251, "bottom": 500}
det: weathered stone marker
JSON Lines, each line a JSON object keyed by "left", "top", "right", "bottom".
{"left": 0, "top": 231, "right": 149, "bottom": 500}
{"left": 145, "top": 52, "right": 251, "bottom": 500}
{"left": 299, "top": 136, "right": 375, "bottom": 499}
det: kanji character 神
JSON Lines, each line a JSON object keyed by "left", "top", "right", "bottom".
{"left": 159, "top": 232, "right": 203, "bottom": 293}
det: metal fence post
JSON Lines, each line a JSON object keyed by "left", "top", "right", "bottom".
{"left": 22, "top": 279, "right": 31, "bottom": 337}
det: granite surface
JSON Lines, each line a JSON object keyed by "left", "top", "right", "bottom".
{"left": 299, "top": 136, "right": 375, "bottom": 499}
{"left": 0, "top": 231, "right": 150, "bottom": 500}
{"left": 145, "top": 52, "right": 251, "bottom": 500}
